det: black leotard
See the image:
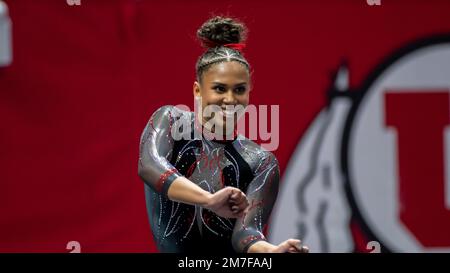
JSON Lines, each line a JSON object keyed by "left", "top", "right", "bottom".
{"left": 138, "top": 105, "right": 279, "bottom": 253}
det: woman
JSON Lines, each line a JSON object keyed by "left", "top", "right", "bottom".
{"left": 138, "top": 16, "right": 309, "bottom": 253}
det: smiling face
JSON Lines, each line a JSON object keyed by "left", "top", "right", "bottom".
{"left": 193, "top": 61, "right": 251, "bottom": 137}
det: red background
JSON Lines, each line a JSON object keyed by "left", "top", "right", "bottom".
{"left": 1, "top": 0, "right": 450, "bottom": 252}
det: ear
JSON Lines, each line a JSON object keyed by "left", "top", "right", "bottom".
{"left": 193, "top": 81, "right": 201, "bottom": 97}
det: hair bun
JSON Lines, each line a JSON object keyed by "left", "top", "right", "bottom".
{"left": 197, "top": 16, "right": 247, "bottom": 48}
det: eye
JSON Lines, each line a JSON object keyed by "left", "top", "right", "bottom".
{"left": 234, "top": 86, "right": 247, "bottom": 94}
{"left": 213, "top": 85, "right": 226, "bottom": 93}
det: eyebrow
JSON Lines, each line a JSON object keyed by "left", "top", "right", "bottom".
{"left": 212, "top": 82, "right": 247, "bottom": 87}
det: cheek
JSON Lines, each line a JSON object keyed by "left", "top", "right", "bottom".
{"left": 238, "top": 94, "right": 249, "bottom": 106}
{"left": 202, "top": 91, "right": 221, "bottom": 105}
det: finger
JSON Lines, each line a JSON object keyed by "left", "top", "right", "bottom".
{"left": 243, "top": 195, "right": 249, "bottom": 207}
{"left": 243, "top": 206, "right": 250, "bottom": 214}
{"left": 275, "top": 240, "right": 295, "bottom": 253}
{"left": 230, "top": 193, "right": 242, "bottom": 203}
{"left": 234, "top": 209, "right": 245, "bottom": 218}
{"left": 228, "top": 202, "right": 245, "bottom": 210}
{"left": 235, "top": 196, "right": 249, "bottom": 211}
{"left": 230, "top": 190, "right": 242, "bottom": 200}
{"left": 234, "top": 192, "right": 247, "bottom": 206}
{"left": 227, "top": 207, "right": 240, "bottom": 218}
{"left": 291, "top": 241, "right": 309, "bottom": 253}
{"left": 230, "top": 204, "right": 246, "bottom": 216}
{"left": 231, "top": 205, "right": 246, "bottom": 216}
{"left": 240, "top": 195, "right": 249, "bottom": 207}
{"left": 292, "top": 240, "right": 302, "bottom": 251}
{"left": 229, "top": 188, "right": 236, "bottom": 198}
{"left": 277, "top": 239, "right": 302, "bottom": 253}
{"left": 300, "top": 246, "right": 309, "bottom": 253}
{"left": 288, "top": 247, "right": 300, "bottom": 253}
{"left": 238, "top": 201, "right": 247, "bottom": 211}
{"left": 238, "top": 192, "right": 246, "bottom": 202}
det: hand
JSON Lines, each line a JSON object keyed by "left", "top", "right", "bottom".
{"left": 204, "top": 187, "right": 249, "bottom": 218}
{"left": 272, "top": 239, "right": 309, "bottom": 253}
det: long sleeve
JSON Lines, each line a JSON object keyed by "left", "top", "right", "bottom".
{"left": 138, "top": 105, "right": 182, "bottom": 198}
{"left": 231, "top": 152, "right": 280, "bottom": 253}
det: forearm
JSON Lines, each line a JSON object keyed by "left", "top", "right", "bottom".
{"left": 247, "top": 240, "right": 276, "bottom": 253}
{"left": 233, "top": 154, "right": 280, "bottom": 253}
{"left": 167, "top": 176, "right": 212, "bottom": 207}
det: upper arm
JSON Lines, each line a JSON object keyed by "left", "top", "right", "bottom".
{"left": 138, "top": 105, "right": 181, "bottom": 196}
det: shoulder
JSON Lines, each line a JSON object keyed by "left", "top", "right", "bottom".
{"left": 150, "top": 105, "right": 193, "bottom": 123}
{"left": 151, "top": 105, "right": 191, "bottom": 118}
{"left": 234, "top": 136, "right": 279, "bottom": 174}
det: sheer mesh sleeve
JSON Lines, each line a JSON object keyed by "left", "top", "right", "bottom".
{"left": 231, "top": 152, "right": 280, "bottom": 253}
{"left": 138, "top": 105, "right": 182, "bottom": 198}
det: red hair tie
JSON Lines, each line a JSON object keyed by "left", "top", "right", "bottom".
{"left": 223, "top": 43, "right": 246, "bottom": 52}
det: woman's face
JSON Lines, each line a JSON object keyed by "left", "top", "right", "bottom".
{"left": 193, "top": 61, "right": 250, "bottom": 136}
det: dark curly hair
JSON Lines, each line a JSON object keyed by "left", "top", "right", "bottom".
{"left": 196, "top": 16, "right": 250, "bottom": 82}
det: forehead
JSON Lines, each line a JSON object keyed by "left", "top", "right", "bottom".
{"left": 202, "top": 61, "right": 249, "bottom": 84}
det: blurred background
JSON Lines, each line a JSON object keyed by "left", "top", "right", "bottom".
{"left": 1, "top": 0, "right": 450, "bottom": 253}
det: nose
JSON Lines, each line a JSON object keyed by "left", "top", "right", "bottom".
{"left": 223, "top": 90, "right": 237, "bottom": 105}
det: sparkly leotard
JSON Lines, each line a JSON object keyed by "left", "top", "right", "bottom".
{"left": 138, "top": 105, "right": 279, "bottom": 253}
